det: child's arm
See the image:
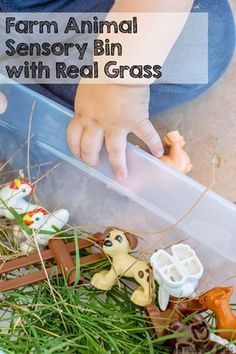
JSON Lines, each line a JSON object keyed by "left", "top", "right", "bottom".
{"left": 67, "top": 0, "right": 194, "bottom": 180}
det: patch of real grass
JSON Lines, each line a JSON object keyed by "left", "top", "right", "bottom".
{"left": 0, "top": 222, "right": 173, "bottom": 354}
{"left": 0, "top": 267, "right": 173, "bottom": 354}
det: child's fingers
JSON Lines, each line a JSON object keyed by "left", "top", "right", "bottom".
{"left": 105, "top": 130, "right": 128, "bottom": 180}
{"left": 0, "top": 92, "right": 8, "bottom": 115}
{"left": 67, "top": 116, "right": 83, "bottom": 157}
{"left": 80, "top": 127, "right": 104, "bottom": 166}
{"left": 133, "top": 119, "right": 164, "bottom": 158}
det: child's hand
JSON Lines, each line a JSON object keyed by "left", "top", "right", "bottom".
{"left": 67, "top": 84, "right": 164, "bottom": 180}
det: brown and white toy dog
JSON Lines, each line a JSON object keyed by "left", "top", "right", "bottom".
{"left": 91, "top": 227, "right": 155, "bottom": 307}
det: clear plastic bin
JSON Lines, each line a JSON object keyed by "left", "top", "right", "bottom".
{"left": 0, "top": 75, "right": 236, "bottom": 296}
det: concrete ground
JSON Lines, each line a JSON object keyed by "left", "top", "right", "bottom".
{"left": 131, "top": 1, "right": 236, "bottom": 202}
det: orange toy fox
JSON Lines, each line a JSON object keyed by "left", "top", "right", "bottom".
{"left": 199, "top": 287, "right": 236, "bottom": 340}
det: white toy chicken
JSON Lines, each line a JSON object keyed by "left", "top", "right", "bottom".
{"left": 0, "top": 179, "right": 37, "bottom": 219}
{"left": 150, "top": 244, "right": 203, "bottom": 311}
{"left": 17, "top": 207, "right": 70, "bottom": 254}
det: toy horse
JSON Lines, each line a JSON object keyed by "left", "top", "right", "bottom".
{"left": 199, "top": 287, "right": 236, "bottom": 340}
{"left": 160, "top": 131, "right": 193, "bottom": 174}
{"left": 169, "top": 317, "right": 233, "bottom": 353}
{"left": 91, "top": 227, "right": 155, "bottom": 307}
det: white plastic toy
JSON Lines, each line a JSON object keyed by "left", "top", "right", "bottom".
{"left": 210, "top": 333, "right": 236, "bottom": 353}
{"left": 150, "top": 244, "right": 203, "bottom": 311}
{"left": 0, "top": 179, "right": 37, "bottom": 219}
{"left": 13, "top": 207, "right": 70, "bottom": 254}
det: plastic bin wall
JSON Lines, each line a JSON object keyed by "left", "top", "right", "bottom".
{"left": 0, "top": 77, "right": 236, "bottom": 295}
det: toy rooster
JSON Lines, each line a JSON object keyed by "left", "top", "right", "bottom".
{"left": 14, "top": 207, "right": 70, "bottom": 254}
{"left": 160, "top": 131, "right": 193, "bottom": 174}
{"left": 0, "top": 179, "right": 37, "bottom": 219}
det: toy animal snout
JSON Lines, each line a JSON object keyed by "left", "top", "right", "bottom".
{"left": 104, "top": 239, "right": 113, "bottom": 247}
{"left": 198, "top": 287, "right": 233, "bottom": 310}
{"left": 101, "top": 228, "right": 139, "bottom": 256}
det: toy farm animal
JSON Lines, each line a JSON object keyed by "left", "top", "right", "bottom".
{"left": 91, "top": 227, "right": 155, "bottom": 307}
{"left": 0, "top": 179, "right": 37, "bottom": 219}
{"left": 160, "top": 131, "right": 193, "bottom": 174}
{"left": 150, "top": 244, "right": 203, "bottom": 311}
{"left": 199, "top": 287, "right": 236, "bottom": 341}
{"left": 146, "top": 305, "right": 236, "bottom": 353}
{"left": 145, "top": 298, "right": 205, "bottom": 338}
{"left": 169, "top": 317, "right": 234, "bottom": 354}
{"left": 13, "top": 207, "right": 70, "bottom": 254}
{"left": 169, "top": 316, "right": 210, "bottom": 353}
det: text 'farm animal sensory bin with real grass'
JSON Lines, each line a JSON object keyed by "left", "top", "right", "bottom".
{"left": 0, "top": 78, "right": 236, "bottom": 353}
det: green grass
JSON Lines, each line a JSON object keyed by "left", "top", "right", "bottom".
{"left": 0, "top": 222, "right": 235, "bottom": 354}
{"left": 0, "top": 210, "right": 173, "bottom": 354}
{"left": 0, "top": 262, "right": 173, "bottom": 354}
{"left": 0, "top": 199, "right": 234, "bottom": 354}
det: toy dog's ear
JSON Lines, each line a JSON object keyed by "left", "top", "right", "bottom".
{"left": 94, "top": 227, "right": 114, "bottom": 247}
{"left": 124, "top": 232, "right": 138, "bottom": 250}
{"left": 103, "top": 227, "right": 115, "bottom": 238}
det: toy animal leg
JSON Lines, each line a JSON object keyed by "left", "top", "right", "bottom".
{"left": 131, "top": 286, "right": 153, "bottom": 307}
{"left": 131, "top": 270, "right": 154, "bottom": 306}
{"left": 20, "top": 241, "right": 36, "bottom": 255}
{"left": 219, "top": 328, "right": 236, "bottom": 341}
{"left": 131, "top": 269, "right": 154, "bottom": 306}
{"left": 36, "top": 234, "right": 51, "bottom": 247}
{"left": 91, "top": 268, "right": 117, "bottom": 291}
{"left": 0, "top": 207, "right": 6, "bottom": 218}
{"left": 185, "top": 162, "right": 193, "bottom": 174}
{"left": 12, "top": 225, "right": 26, "bottom": 246}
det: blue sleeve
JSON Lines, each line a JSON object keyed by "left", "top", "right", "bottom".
{"left": 0, "top": 0, "right": 114, "bottom": 12}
